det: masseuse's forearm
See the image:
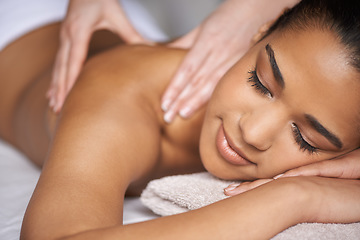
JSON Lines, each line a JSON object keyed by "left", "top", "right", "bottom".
{"left": 61, "top": 178, "right": 309, "bottom": 240}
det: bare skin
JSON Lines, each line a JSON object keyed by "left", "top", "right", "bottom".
{"left": 1, "top": 23, "right": 360, "bottom": 240}
{"left": 0, "top": 23, "right": 206, "bottom": 191}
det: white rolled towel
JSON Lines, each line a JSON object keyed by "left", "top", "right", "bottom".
{"left": 140, "top": 172, "right": 236, "bottom": 216}
{"left": 140, "top": 172, "right": 360, "bottom": 240}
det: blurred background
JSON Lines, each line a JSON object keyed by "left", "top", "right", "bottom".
{"left": 122, "top": 0, "right": 223, "bottom": 41}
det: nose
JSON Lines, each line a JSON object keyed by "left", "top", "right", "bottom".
{"left": 239, "top": 104, "right": 287, "bottom": 151}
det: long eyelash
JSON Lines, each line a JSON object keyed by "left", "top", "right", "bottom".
{"left": 248, "top": 69, "right": 272, "bottom": 98}
{"left": 291, "top": 123, "right": 318, "bottom": 154}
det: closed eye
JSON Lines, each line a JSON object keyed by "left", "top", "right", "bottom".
{"left": 291, "top": 123, "right": 318, "bottom": 154}
{"left": 248, "top": 68, "right": 272, "bottom": 98}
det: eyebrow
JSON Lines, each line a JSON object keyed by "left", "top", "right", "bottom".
{"left": 265, "top": 44, "right": 285, "bottom": 88}
{"left": 305, "top": 114, "right": 343, "bottom": 149}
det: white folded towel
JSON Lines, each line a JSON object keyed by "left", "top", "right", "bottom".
{"left": 141, "top": 172, "right": 235, "bottom": 216}
{"left": 140, "top": 172, "right": 360, "bottom": 240}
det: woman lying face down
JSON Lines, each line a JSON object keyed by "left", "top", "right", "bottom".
{"left": 1, "top": 0, "right": 357, "bottom": 239}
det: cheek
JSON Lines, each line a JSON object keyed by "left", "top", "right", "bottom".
{"left": 211, "top": 74, "right": 256, "bottom": 115}
{"left": 257, "top": 131, "right": 313, "bottom": 177}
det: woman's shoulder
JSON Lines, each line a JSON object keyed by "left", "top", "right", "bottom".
{"left": 57, "top": 44, "right": 205, "bottom": 193}
{"left": 82, "top": 44, "right": 186, "bottom": 89}
{"left": 73, "top": 44, "right": 187, "bottom": 118}
{"left": 69, "top": 45, "right": 205, "bottom": 181}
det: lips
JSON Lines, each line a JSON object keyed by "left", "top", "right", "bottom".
{"left": 216, "top": 124, "right": 253, "bottom": 166}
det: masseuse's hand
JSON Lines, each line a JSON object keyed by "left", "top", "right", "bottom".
{"left": 224, "top": 148, "right": 360, "bottom": 196}
{"left": 161, "top": 0, "right": 260, "bottom": 123}
{"left": 48, "top": 0, "right": 149, "bottom": 112}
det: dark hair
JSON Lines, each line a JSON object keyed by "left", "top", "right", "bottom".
{"left": 267, "top": 0, "right": 360, "bottom": 72}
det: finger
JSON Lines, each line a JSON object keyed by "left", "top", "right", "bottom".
{"left": 224, "top": 179, "right": 273, "bottom": 196}
{"left": 275, "top": 154, "right": 360, "bottom": 179}
{"left": 162, "top": 26, "right": 217, "bottom": 111}
{"left": 178, "top": 84, "right": 213, "bottom": 118}
{"left": 49, "top": 35, "right": 71, "bottom": 111}
{"left": 164, "top": 67, "right": 217, "bottom": 122}
{"left": 175, "top": 55, "right": 238, "bottom": 118}
{"left": 175, "top": 76, "right": 216, "bottom": 118}
{"left": 54, "top": 28, "right": 92, "bottom": 113}
{"left": 161, "top": 48, "right": 210, "bottom": 112}
{"left": 63, "top": 30, "right": 91, "bottom": 96}
{"left": 163, "top": 82, "right": 199, "bottom": 123}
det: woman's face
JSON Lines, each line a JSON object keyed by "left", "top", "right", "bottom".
{"left": 200, "top": 28, "right": 360, "bottom": 180}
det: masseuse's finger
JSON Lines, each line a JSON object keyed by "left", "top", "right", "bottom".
{"left": 224, "top": 179, "right": 273, "bottom": 196}
{"left": 161, "top": 40, "right": 209, "bottom": 114}
{"left": 162, "top": 53, "right": 216, "bottom": 122}
{"left": 49, "top": 31, "right": 72, "bottom": 110}
{"left": 49, "top": 0, "right": 151, "bottom": 113}
{"left": 163, "top": 55, "right": 237, "bottom": 122}
{"left": 162, "top": 28, "right": 243, "bottom": 123}
{"left": 178, "top": 54, "right": 239, "bottom": 118}
{"left": 52, "top": 25, "right": 92, "bottom": 113}
{"left": 275, "top": 149, "right": 360, "bottom": 180}
{"left": 61, "top": 33, "right": 90, "bottom": 112}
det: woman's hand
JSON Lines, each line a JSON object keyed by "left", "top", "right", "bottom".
{"left": 225, "top": 148, "right": 360, "bottom": 196}
{"left": 276, "top": 149, "right": 360, "bottom": 179}
{"left": 48, "top": 0, "right": 149, "bottom": 112}
{"left": 161, "top": 0, "right": 300, "bottom": 123}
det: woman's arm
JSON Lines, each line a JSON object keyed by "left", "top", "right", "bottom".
{"left": 61, "top": 176, "right": 360, "bottom": 240}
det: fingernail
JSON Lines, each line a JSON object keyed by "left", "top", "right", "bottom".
{"left": 224, "top": 183, "right": 240, "bottom": 192}
{"left": 49, "top": 98, "right": 55, "bottom": 108}
{"left": 53, "top": 103, "right": 58, "bottom": 113}
{"left": 55, "top": 105, "right": 61, "bottom": 114}
{"left": 273, "top": 174, "right": 284, "bottom": 179}
{"left": 54, "top": 100, "right": 62, "bottom": 113}
{"left": 163, "top": 111, "right": 174, "bottom": 124}
{"left": 179, "top": 107, "right": 191, "bottom": 118}
{"left": 161, "top": 99, "right": 171, "bottom": 112}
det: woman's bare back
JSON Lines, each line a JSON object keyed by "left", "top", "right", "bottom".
{"left": 0, "top": 22, "right": 209, "bottom": 239}
{"left": 0, "top": 23, "right": 205, "bottom": 191}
